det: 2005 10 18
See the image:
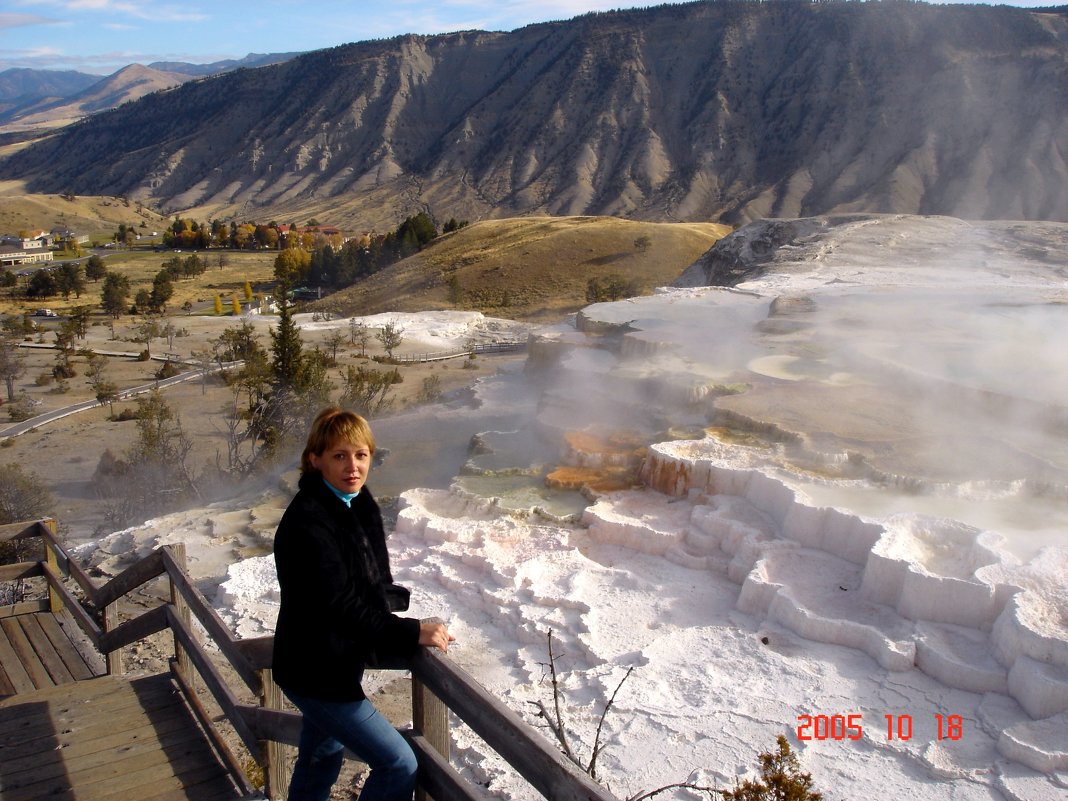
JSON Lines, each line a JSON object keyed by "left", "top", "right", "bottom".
{"left": 796, "top": 713, "right": 964, "bottom": 742}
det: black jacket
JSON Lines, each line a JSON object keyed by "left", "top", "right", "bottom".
{"left": 272, "top": 473, "right": 421, "bottom": 700}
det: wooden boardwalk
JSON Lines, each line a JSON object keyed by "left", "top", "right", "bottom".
{"left": 0, "top": 521, "right": 618, "bottom": 801}
{"left": 0, "top": 610, "right": 101, "bottom": 695}
{"left": 0, "top": 611, "right": 246, "bottom": 801}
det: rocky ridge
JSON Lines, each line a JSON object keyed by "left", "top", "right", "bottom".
{"left": 3, "top": 2, "right": 1068, "bottom": 228}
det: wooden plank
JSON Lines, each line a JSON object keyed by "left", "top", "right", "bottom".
{"left": 0, "top": 704, "right": 199, "bottom": 772}
{"left": 239, "top": 703, "right": 303, "bottom": 746}
{"left": 1, "top": 709, "right": 200, "bottom": 781}
{"left": 407, "top": 733, "right": 491, "bottom": 801}
{"left": 41, "top": 562, "right": 103, "bottom": 644}
{"left": 166, "top": 606, "right": 260, "bottom": 756}
{"left": 161, "top": 548, "right": 261, "bottom": 693}
{"left": 410, "top": 648, "right": 617, "bottom": 801}
{"left": 0, "top": 561, "right": 42, "bottom": 582}
{"left": 98, "top": 603, "right": 170, "bottom": 653}
{"left": 1, "top": 615, "right": 53, "bottom": 689}
{"left": 0, "top": 598, "right": 49, "bottom": 618}
{"left": 0, "top": 695, "right": 195, "bottom": 765}
{"left": 46, "top": 607, "right": 105, "bottom": 678}
{"left": 37, "top": 611, "right": 97, "bottom": 680}
{"left": 0, "top": 617, "right": 40, "bottom": 693}
{"left": 0, "top": 679, "right": 178, "bottom": 748}
{"left": 136, "top": 781, "right": 245, "bottom": 801}
{"left": 41, "top": 518, "right": 63, "bottom": 613}
{"left": 259, "top": 667, "right": 292, "bottom": 801}
{"left": 0, "top": 674, "right": 123, "bottom": 712}
{"left": 0, "top": 674, "right": 239, "bottom": 801}
{"left": 0, "top": 520, "right": 41, "bottom": 543}
{"left": 172, "top": 659, "right": 256, "bottom": 796}
{"left": 136, "top": 786, "right": 243, "bottom": 801}
{"left": 92, "top": 548, "right": 165, "bottom": 608}
{"left": 0, "top": 661, "right": 16, "bottom": 696}
{"left": 17, "top": 613, "right": 74, "bottom": 685}
{"left": 0, "top": 752, "right": 234, "bottom": 801}
{"left": 232, "top": 635, "right": 273, "bottom": 670}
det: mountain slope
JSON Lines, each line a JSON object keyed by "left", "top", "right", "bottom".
{"left": 2, "top": 2, "right": 1067, "bottom": 225}
{"left": 0, "top": 64, "right": 194, "bottom": 130}
{"left": 0, "top": 68, "right": 98, "bottom": 106}
{"left": 309, "top": 216, "right": 730, "bottom": 320}
{"left": 147, "top": 52, "right": 303, "bottom": 77}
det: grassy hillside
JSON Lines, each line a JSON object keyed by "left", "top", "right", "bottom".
{"left": 0, "top": 187, "right": 167, "bottom": 241}
{"left": 311, "top": 216, "right": 732, "bottom": 322}
{"left": 0, "top": 202, "right": 729, "bottom": 322}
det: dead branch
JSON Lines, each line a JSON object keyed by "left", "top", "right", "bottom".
{"left": 528, "top": 629, "right": 578, "bottom": 763}
{"left": 587, "top": 664, "right": 634, "bottom": 779}
{"left": 628, "top": 782, "right": 721, "bottom": 801}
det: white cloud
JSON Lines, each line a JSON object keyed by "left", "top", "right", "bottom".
{"left": 24, "top": 0, "right": 207, "bottom": 23}
{"left": 0, "top": 12, "right": 61, "bottom": 30}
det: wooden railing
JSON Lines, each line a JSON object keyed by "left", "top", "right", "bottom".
{"left": 396, "top": 340, "right": 527, "bottom": 364}
{"left": 0, "top": 519, "right": 616, "bottom": 801}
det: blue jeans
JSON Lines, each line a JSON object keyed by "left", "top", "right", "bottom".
{"left": 286, "top": 693, "right": 418, "bottom": 801}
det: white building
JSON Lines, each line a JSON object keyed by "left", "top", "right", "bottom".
{"left": 0, "top": 246, "right": 54, "bottom": 267}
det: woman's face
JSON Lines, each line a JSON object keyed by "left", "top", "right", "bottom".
{"left": 310, "top": 439, "right": 372, "bottom": 495}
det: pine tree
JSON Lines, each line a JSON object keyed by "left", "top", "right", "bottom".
{"left": 270, "top": 287, "right": 303, "bottom": 391}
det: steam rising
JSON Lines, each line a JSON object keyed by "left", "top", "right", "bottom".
{"left": 84, "top": 216, "right": 1068, "bottom": 798}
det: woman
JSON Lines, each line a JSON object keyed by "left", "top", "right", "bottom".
{"left": 273, "top": 406, "right": 453, "bottom": 801}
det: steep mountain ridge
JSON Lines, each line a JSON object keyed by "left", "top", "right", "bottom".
{"left": 0, "top": 54, "right": 302, "bottom": 131}
{"left": 0, "top": 69, "right": 98, "bottom": 108}
{"left": 2, "top": 2, "right": 1067, "bottom": 227}
{"left": 0, "top": 64, "right": 195, "bottom": 131}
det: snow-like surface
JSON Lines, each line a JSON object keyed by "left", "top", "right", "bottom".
{"left": 88, "top": 216, "right": 1068, "bottom": 800}
{"left": 206, "top": 308, "right": 532, "bottom": 352}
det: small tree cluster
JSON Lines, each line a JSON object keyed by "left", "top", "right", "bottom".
{"left": 0, "top": 463, "right": 55, "bottom": 602}
{"left": 93, "top": 390, "right": 199, "bottom": 527}
{"left": 586, "top": 274, "right": 640, "bottom": 304}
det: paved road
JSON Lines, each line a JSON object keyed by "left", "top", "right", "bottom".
{"left": 0, "top": 349, "right": 241, "bottom": 438}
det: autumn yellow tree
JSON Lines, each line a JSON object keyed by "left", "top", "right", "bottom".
{"left": 274, "top": 248, "right": 312, "bottom": 285}
{"left": 213, "top": 295, "right": 223, "bottom": 315}
{"left": 232, "top": 296, "right": 242, "bottom": 316}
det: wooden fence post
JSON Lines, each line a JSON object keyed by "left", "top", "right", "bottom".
{"left": 168, "top": 543, "right": 194, "bottom": 689}
{"left": 103, "top": 601, "right": 122, "bottom": 675}
{"left": 412, "top": 668, "right": 449, "bottom": 801}
{"left": 260, "top": 668, "right": 292, "bottom": 801}
{"left": 41, "top": 518, "right": 63, "bottom": 614}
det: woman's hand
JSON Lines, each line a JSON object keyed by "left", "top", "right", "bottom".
{"left": 418, "top": 621, "right": 455, "bottom": 653}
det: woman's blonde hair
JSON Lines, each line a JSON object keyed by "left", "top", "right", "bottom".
{"left": 301, "top": 406, "right": 376, "bottom": 475}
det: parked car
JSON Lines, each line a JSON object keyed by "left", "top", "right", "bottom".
{"left": 34, "top": 309, "right": 58, "bottom": 317}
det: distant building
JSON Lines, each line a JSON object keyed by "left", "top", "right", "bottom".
{"left": 49, "top": 228, "right": 90, "bottom": 246}
{"left": 1, "top": 232, "right": 48, "bottom": 250}
{"left": 290, "top": 286, "right": 321, "bottom": 301}
{"left": 244, "top": 294, "right": 277, "bottom": 315}
{"left": 0, "top": 245, "right": 54, "bottom": 267}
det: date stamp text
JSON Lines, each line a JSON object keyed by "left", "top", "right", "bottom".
{"left": 796, "top": 714, "right": 964, "bottom": 742}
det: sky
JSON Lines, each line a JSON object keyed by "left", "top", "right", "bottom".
{"left": 0, "top": 0, "right": 1060, "bottom": 75}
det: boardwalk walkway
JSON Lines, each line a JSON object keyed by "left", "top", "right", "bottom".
{"left": 0, "top": 610, "right": 245, "bottom": 801}
{"left": 0, "top": 672, "right": 243, "bottom": 800}
{"left": 0, "top": 519, "right": 618, "bottom": 801}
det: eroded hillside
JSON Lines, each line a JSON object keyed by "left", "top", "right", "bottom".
{"left": 2, "top": 2, "right": 1067, "bottom": 226}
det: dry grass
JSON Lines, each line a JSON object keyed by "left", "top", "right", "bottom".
{"left": 0, "top": 249, "right": 278, "bottom": 319}
{"left": 311, "top": 216, "right": 732, "bottom": 322}
{"left": 0, "top": 188, "right": 168, "bottom": 242}
{"left": 1, "top": 195, "right": 729, "bottom": 324}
